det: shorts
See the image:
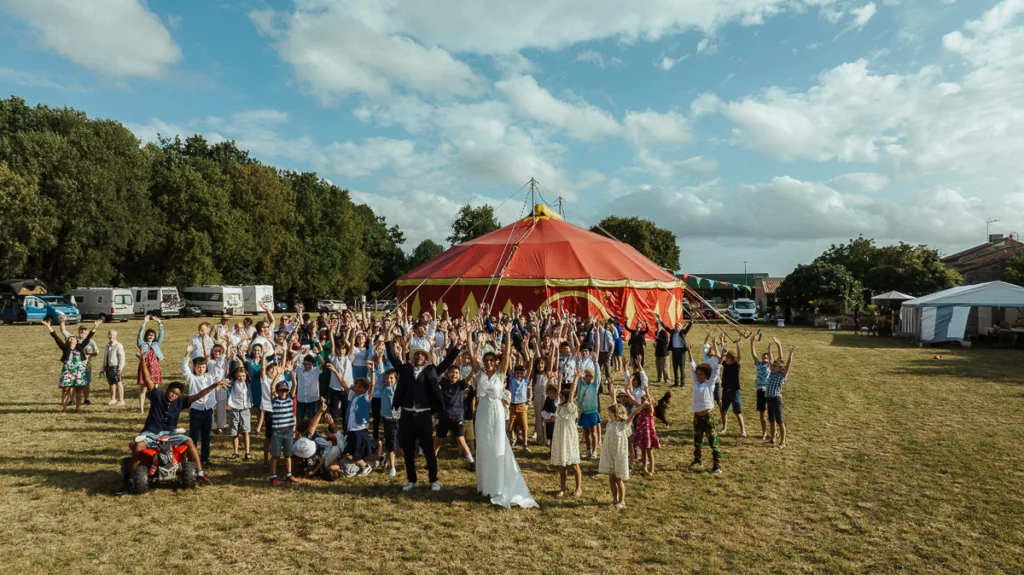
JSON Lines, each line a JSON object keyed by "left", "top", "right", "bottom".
{"left": 766, "top": 396, "right": 784, "bottom": 424}
{"left": 228, "top": 408, "right": 252, "bottom": 436}
{"left": 721, "top": 388, "right": 742, "bottom": 414}
{"left": 463, "top": 419, "right": 475, "bottom": 442}
{"left": 344, "top": 429, "right": 373, "bottom": 461}
{"left": 382, "top": 419, "right": 400, "bottom": 453}
{"left": 264, "top": 411, "right": 273, "bottom": 439}
{"left": 579, "top": 411, "right": 601, "bottom": 430}
{"left": 105, "top": 366, "right": 122, "bottom": 386}
{"left": 756, "top": 389, "right": 767, "bottom": 412}
{"left": 270, "top": 429, "right": 294, "bottom": 457}
{"left": 138, "top": 431, "right": 189, "bottom": 449}
{"left": 84, "top": 370, "right": 92, "bottom": 386}
{"left": 508, "top": 403, "right": 528, "bottom": 430}
{"left": 435, "top": 419, "right": 465, "bottom": 438}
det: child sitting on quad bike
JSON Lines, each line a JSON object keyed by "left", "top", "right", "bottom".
{"left": 129, "top": 348, "right": 226, "bottom": 486}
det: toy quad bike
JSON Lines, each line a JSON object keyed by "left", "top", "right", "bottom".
{"left": 119, "top": 429, "right": 198, "bottom": 494}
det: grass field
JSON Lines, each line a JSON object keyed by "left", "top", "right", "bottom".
{"left": 0, "top": 318, "right": 1022, "bottom": 574}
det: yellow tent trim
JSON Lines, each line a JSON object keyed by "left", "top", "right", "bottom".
{"left": 396, "top": 277, "right": 682, "bottom": 289}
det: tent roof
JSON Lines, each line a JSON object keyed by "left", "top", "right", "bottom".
{"left": 399, "top": 204, "right": 680, "bottom": 288}
{"left": 902, "top": 281, "right": 1024, "bottom": 308}
{"left": 871, "top": 290, "right": 914, "bottom": 302}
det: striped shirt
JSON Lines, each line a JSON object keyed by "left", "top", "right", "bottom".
{"left": 765, "top": 371, "right": 787, "bottom": 398}
{"left": 754, "top": 361, "right": 770, "bottom": 391}
{"left": 271, "top": 397, "right": 296, "bottom": 430}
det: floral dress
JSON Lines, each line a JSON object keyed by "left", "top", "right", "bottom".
{"left": 59, "top": 353, "right": 88, "bottom": 388}
{"left": 137, "top": 349, "right": 163, "bottom": 384}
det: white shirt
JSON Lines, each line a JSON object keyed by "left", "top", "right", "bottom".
{"left": 244, "top": 327, "right": 257, "bottom": 339}
{"left": 207, "top": 355, "right": 228, "bottom": 384}
{"left": 228, "top": 378, "right": 252, "bottom": 410}
{"left": 408, "top": 333, "right": 433, "bottom": 352}
{"left": 190, "top": 334, "right": 215, "bottom": 359}
{"left": 261, "top": 374, "right": 288, "bottom": 412}
{"left": 251, "top": 335, "right": 275, "bottom": 358}
{"left": 294, "top": 366, "right": 322, "bottom": 403}
{"left": 690, "top": 360, "right": 720, "bottom": 413}
{"left": 181, "top": 356, "right": 216, "bottom": 411}
{"left": 329, "top": 354, "right": 354, "bottom": 391}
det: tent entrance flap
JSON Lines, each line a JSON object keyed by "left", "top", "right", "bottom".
{"left": 921, "top": 305, "right": 971, "bottom": 342}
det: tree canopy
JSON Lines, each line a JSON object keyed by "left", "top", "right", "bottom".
{"left": 408, "top": 239, "right": 445, "bottom": 270}
{"left": 447, "top": 204, "right": 500, "bottom": 245}
{"left": 814, "top": 236, "right": 960, "bottom": 298}
{"left": 776, "top": 261, "right": 863, "bottom": 313}
{"left": 1005, "top": 252, "right": 1024, "bottom": 287}
{"left": 589, "top": 216, "right": 680, "bottom": 271}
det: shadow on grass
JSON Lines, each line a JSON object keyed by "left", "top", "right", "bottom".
{"left": 889, "top": 357, "right": 1024, "bottom": 386}
{"left": 0, "top": 466, "right": 125, "bottom": 495}
{"left": 828, "top": 334, "right": 916, "bottom": 349}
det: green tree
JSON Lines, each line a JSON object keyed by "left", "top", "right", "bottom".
{"left": 448, "top": 204, "right": 500, "bottom": 245}
{"left": 0, "top": 162, "right": 57, "bottom": 277}
{"left": 814, "top": 236, "right": 960, "bottom": 297}
{"left": 776, "top": 261, "right": 863, "bottom": 312}
{"left": 590, "top": 215, "right": 680, "bottom": 271}
{"left": 408, "top": 239, "right": 444, "bottom": 270}
{"left": 1005, "top": 252, "right": 1024, "bottom": 287}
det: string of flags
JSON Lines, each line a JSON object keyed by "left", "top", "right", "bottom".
{"left": 680, "top": 274, "right": 762, "bottom": 292}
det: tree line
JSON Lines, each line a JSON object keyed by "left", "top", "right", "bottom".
{"left": 0, "top": 96, "right": 684, "bottom": 299}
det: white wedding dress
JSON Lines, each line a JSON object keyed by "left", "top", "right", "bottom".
{"left": 474, "top": 370, "right": 539, "bottom": 509}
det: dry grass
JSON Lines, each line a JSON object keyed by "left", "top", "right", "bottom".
{"left": 1, "top": 318, "right": 1022, "bottom": 574}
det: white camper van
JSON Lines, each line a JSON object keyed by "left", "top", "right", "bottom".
{"left": 183, "top": 286, "right": 245, "bottom": 316}
{"left": 727, "top": 298, "right": 759, "bottom": 323}
{"left": 241, "top": 285, "right": 274, "bottom": 314}
{"left": 132, "top": 286, "right": 183, "bottom": 317}
{"left": 67, "top": 288, "right": 134, "bottom": 321}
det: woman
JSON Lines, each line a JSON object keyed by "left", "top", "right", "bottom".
{"left": 624, "top": 319, "right": 649, "bottom": 368}
{"left": 45, "top": 317, "right": 102, "bottom": 413}
{"left": 136, "top": 315, "right": 165, "bottom": 414}
{"left": 467, "top": 322, "right": 538, "bottom": 509}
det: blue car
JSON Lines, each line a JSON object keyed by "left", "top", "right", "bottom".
{"left": 39, "top": 295, "right": 82, "bottom": 324}
{"left": 0, "top": 279, "right": 81, "bottom": 324}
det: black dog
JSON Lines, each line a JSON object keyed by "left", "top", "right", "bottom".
{"left": 654, "top": 391, "right": 672, "bottom": 426}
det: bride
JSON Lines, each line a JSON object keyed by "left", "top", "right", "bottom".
{"left": 466, "top": 322, "right": 539, "bottom": 509}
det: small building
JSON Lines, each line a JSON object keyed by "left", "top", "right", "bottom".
{"left": 678, "top": 272, "right": 769, "bottom": 305}
{"left": 941, "top": 234, "right": 1024, "bottom": 285}
{"left": 754, "top": 277, "right": 785, "bottom": 311}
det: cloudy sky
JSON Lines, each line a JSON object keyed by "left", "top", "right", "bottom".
{"left": 1, "top": 0, "right": 1022, "bottom": 276}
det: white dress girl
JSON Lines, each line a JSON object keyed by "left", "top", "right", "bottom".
{"left": 475, "top": 369, "right": 539, "bottom": 509}
{"left": 550, "top": 399, "right": 581, "bottom": 467}
{"left": 598, "top": 420, "right": 632, "bottom": 481}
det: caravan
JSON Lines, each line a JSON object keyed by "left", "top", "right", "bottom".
{"left": 183, "top": 286, "right": 245, "bottom": 316}
{"left": 67, "top": 288, "right": 134, "bottom": 321}
{"left": 241, "top": 285, "right": 274, "bottom": 314}
{"left": 132, "top": 287, "right": 183, "bottom": 318}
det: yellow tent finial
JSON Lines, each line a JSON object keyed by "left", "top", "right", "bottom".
{"left": 526, "top": 203, "right": 562, "bottom": 221}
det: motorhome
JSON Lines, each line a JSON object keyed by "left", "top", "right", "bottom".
{"left": 241, "top": 285, "right": 274, "bottom": 314}
{"left": 132, "top": 286, "right": 183, "bottom": 318}
{"left": 67, "top": 287, "right": 134, "bottom": 321}
{"left": 183, "top": 286, "right": 245, "bottom": 316}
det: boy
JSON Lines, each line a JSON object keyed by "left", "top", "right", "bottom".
{"left": 506, "top": 364, "right": 531, "bottom": 451}
{"left": 102, "top": 329, "right": 126, "bottom": 406}
{"left": 379, "top": 368, "right": 400, "bottom": 476}
{"left": 344, "top": 367, "right": 377, "bottom": 476}
{"left": 750, "top": 335, "right": 775, "bottom": 441}
{"left": 718, "top": 338, "right": 746, "bottom": 437}
{"left": 260, "top": 347, "right": 291, "bottom": 466}
{"left": 686, "top": 342, "right": 723, "bottom": 474}
{"left": 269, "top": 379, "right": 297, "bottom": 485}
{"left": 182, "top": 343, "right": 216, "bottom": 467}
{"left": 541, "top": 383, "right": 559, "bottom": 446}
{"left": 766, "top": 338, "right": 796, "bottom": 449}
{"left": 208, "top": 344, "right": 229, "bottom": 434}
{"left": 434, "top": 364, "right": 475, "bottom": 467}
{"left": 226, "top": 362, "right": 253, "bottom": 460}
{"left": 292, "top": 353, "right": 323, "bottom": 421}
{"left": 191, "top": 322, "right": 215, "bottom": 359}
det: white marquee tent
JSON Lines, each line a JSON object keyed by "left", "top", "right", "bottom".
{"left": 900, "top": 281, "right": 1024, "bottom": 343}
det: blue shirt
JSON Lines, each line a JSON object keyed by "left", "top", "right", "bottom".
{"left": 576, "top": 380, "right": 599, "bottom": 414}
{"left": 765, "top": 371, "right": 787, "bottom": 398}
{"left": 380, "top": 384, "right": 398, "bottom": 419}
{"left": 271, "top": 397, "right": 295, "bottom": 430}
{"left": 137, "top": 323, "right": 165, "bottom": 361}
{"left": 347, "top": 391, "right": 371, "bottom": 432}
{"left": 507, "top": 376, "right": 529, "bottom": 404}
{"left": 372, "top": 357, "right": 391, "bottom": 399}
{"left": 754, "top": 361, "right": 770, "bottom": 391}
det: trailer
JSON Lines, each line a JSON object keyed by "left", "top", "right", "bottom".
{"left": 241, "top": 285, "right": 274, "bottom": 314}
{"left": 183, "top": 286, "right": 245, "bottom": 316}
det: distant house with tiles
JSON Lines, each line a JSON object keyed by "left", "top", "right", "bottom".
{"left": 941, "top": 234, "right": 1024, "bottom": 285}
{"left": 754, "top": 277, "right": 786, "bottom": 311}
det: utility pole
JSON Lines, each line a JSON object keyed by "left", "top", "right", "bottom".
{"left": 556, "top": 196, "right": 565, "bottom": 218}
{"left": 743, "top": 261, "right": 748, "bottom": 288}
{"left": 987, "top": 219, "right": 1000, "bottom": 240}
{"left": 529, "top": 177, "right": 537, "bottom": 222}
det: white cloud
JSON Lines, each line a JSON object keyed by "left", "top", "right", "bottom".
{"left": 577, "top": 50, "right": 606, "bottom": 67}
{"left": 848, "top": 3, "right": 877, "bottom": 30}
{"left": 0, "top": 68, "right": 88, "bottom": 92}
{"left": 496, "top": 75, "right": 621, "bottom": 141}
{"left": 623, "top": 109, "right": 693, "bottom": 146}
{"left": 125, "top": 118, "right": 189, "bottom": 144}
{"left": 1, "top": 0, "right": 181, "bottom": 78}
{"left": 827, "top": 172, "right": 890, "bottom": 193}
{"left": 696, "top": 37, "right": 718, "bottom": 54}
{"left": 655, "top": 54, "right": 688, "bottom": 70}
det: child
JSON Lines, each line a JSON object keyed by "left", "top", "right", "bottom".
{"left": 136, "top": 315, "right": 165, "bottom": 413}
{"left": 291, "top": 353, "right": 323, "bottom": 421}
{"left": 191, "top": 322, "right": 215, "bottom": 359}
{"left": 719, "top": 337, "right": 747, "bottom": 437}
{"left": 434, "top": 364, "right": 475, "bottom": 467}
{"left": 343, "top": 369, "right": 377, "bottom": 476}
{"left": 550, "top": 375, "right": 581, "bottom": 498}
{"left": 625, "top": 369, "right": 659, "bottom": 476}
{"left": 750, "top": 336, "right": 774, "bottom": 441}
{"left": 686, "top": 342, "right": 723, "bottom": 474}
{"left": 246, "top": 343, "right": 265, "bottom": 432}
{"left": 598, "top": 391, "right": 640, "bottom": 510}
{"left": 226, "top": 352, "right": 253, "bottom": 460}
{"left": 269, "top": 379, "right": 297, "bottom": 485}
{"left": 766, "top": 339, "right": 796, "bottom": 449}
{"left": 463, "top": 372, "right": 478, "bottom": 456}
{"left": 208, "top": 344, "right": 229, "bottom": 434}
{"left": 102, "top": 329, "right": 126, "bottom": 406}
{"left": 182, "top": 343, "right": 216, "bottom": 467}
{"left": 575, "top": 365, "right": 602, "bottom": 459}
{"left": 379, "top": 368, "right": 400, "bottom": 477}
{"left": 261, "top": 348, "right": 291, "bottom": 466}
{"left": 540, "top": 383, "right": 558, "bottom": 449}
{"left": 506, "top": 364, "right": 531, "bottom": 451}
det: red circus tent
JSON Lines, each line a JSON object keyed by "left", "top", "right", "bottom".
{"left": 397, "top": 204, "right": 685, "bottom": 330}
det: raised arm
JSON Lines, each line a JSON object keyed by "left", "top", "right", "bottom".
{"left": 261, "top": 300, "right": 275, "bottom": 331}
{"left": 181, "top": 343, "right": 197, "bottom": 380}
{"left": 498, "top": 323, "right": 513, "bottom": 375}
{"left": 43, "top": 319, "right": 67, "bottom": 350}
{"left": 137, "top": 317, "right": 147, "bottom": 349}
{"left": 365, "top": 360, "right": 377, "bottom": 399}
{"left": 187, "top": 378, "right": 226, "bottom": 406}
{"left": 784, "top": 346, "right": 796, "bottom": 373}
{"left": 59, "top": 316, "right": 72, "bottom": 339}
{"left": 306, "top": 398, "right": 328, "bottom": 435}
{"left": 772, "top": 337, "right": 783, "bottom": 362}
{"left": 156, "top": 319, "right": 165, "bottom": 344}
{"left": 749, "top": 334, "right": 758, "bottom": 360}
{"left": 466, "top": 325, "right": 482, "bottom": 374}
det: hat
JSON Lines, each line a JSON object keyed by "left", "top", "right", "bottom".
{"left": 275, "top": 380, "right": 289, "bottom": 392}
{"left": 410, "top": 347, "right": 431, "bottom": 361}
{"left": 221, "top": 314, "right": 231, "bottom": 319}
{"left": 292, "top": 437, "right": 316, "bottom": 459}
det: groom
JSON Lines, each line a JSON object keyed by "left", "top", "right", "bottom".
{"left": 385, "top": 325, "right": 462, "bottom": 492}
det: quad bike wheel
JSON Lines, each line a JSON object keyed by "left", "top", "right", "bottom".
{"left": 131, "top": 465, "right": 149, "bottom": 495}
{"left": 120, "top": 457, "right": 133, "bottom": 488}
{"left": 181, "top": 461, "right": 198, "bottom": 490}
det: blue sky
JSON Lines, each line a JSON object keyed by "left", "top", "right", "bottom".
{"left": 2, "top": 0, "right": 1022, "bottom": 277}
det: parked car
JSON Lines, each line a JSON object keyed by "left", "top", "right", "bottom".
{"left": 727, "top": 298, "right": 759, "bottom": 323}
{"left": 274, "top": 301, "right": 289, "bottom": 312}
{"left": 39, "top": 295, "right": 82, "bottom": 324}
{"left": 181, "top": 300, "right": 204, "bottom": 318}
{"left": 1, "top": 279, "right": 47, "bottom": 324}
{"left": 700, "top": 304, "right": 720, "bottom": 319}
{"left": 132, "top": 286, "right": 183, "bottom": 318}
{"left": 67, "top": 287, "right": 134, "bottom": 322}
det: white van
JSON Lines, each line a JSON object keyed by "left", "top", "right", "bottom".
{"left": 67, "top": 288, "right": 134, "bottom": 321}
{"left": 132, "top": 286, "right": 183, "bottom": 317}
{"left": 241, "top": 285, "right": 274, "bottom": 314}
{"left": 728, "top": 298, "right": 759, "bottom": 323}
{"left": 183, "top": 286, "right": 245, "bottom": 316}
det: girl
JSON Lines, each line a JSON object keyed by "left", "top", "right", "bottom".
{"left": 550, "top": 371, "right": 582, "bottom": 498}
{"left": 575, "top": 365, "right": 602, "bottom": 460}
{"left": 625, "top": 370, "right": 659, "bottom": 476}
{"left": 44, "top": 317, "right": 102, "bottom": 413}
{"left": 598, "top": 387, "right": 640, "bottom": 510}
{"left": 136, "top": 315, "right": 165, "bottom": 413}
{"left": 329, "top": 322, "right": 356, "bottom": 428}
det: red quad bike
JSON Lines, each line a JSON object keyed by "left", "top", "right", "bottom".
{"left": 119, "top": 429, "right": 198, "bottom": 494}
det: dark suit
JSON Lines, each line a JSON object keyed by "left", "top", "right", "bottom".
{"left": 662, "top": 321, "right": 692, "bottom": 387}
{"left": 386, "top": 341, "right": 461, "bottom": 485}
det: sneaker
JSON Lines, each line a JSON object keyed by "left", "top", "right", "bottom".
{"left": 739, "top": 433, "right": 748, "bottom": 438}
{"left": 388, "top": 467, "right": 397, "bottom": 477}
{"left": 710, "top": 467, "right": 723, "bottom": 475}
{"left": 244, "top": 453, "right": 252, "bottom": 461}
{"left": 524, "top": 445, "right": 531, "bottom": 453}
{"left": 286, "top": 475, "right": 298, "bottom": 483}
{"left": 359, "top": 465, "right": 373, "bottom": 477}
{"left": 589, "top": 451, "right": 598, "bottom": 460}
{"left": 107, "top": 399, "right": 117, "bottom": 406}
{"left": 689, "top": 460, "right": 704, "bottom": 469}
{"left": 430, "top": 482, "right": 441, "bottom": 492}
{"left": 229, "top": 453, "right": 239, "bottom": 460}
{"left": 84, "top": 399, "right": 92, "bottom": 405}
{"left": 270, "top": 477, "right": 281, "bottom": 486}
{"left": 117, "top": 400, "right": 125, "bottom": 406}
{"left": 199, "top": 474, "right": 213, "bottom": 486}
{"left": 402, "top": 482, "right": 417, "bottom": 491}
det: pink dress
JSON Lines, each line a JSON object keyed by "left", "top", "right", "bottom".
{"left": 633, "top": 409, "right": 660, "bottom": 450}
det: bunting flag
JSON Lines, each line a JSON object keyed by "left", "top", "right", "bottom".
{"left": 708, "top": 280, "right": 716, "bottom": 289}
{"left": 682, "top": 274, "right": 762, "bottom": 292}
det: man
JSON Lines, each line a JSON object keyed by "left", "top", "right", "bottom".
{"left": 657, "top": 313, "right": 692, "bottom": 388}
{"left": 385, "top": 324, "right": 461, "bottom": 492}
{"left": 654, "top": 321, "right": 670, "bottom": 383}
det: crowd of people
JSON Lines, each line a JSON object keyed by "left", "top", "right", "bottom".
{"left": 44, "top": 299, "right": 797, "bottom": 509}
